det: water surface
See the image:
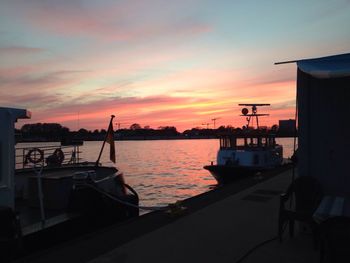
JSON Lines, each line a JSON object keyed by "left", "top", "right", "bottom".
{"left": 17, "top": 138, "right": 296, "bottom": 209}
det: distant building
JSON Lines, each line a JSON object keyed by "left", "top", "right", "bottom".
{"left": 278, "top": 119, "right": 296, "bottom": 133}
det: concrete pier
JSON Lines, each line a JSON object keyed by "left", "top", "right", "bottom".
{"left": 21, "top": 167, "right": 319, "bottom": 263}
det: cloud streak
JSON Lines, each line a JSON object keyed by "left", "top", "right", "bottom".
{"left": 11, "top": 0, "right": 211, "bottom": 43}
{"left": 0, "top": 46, "right": 45, "bottom": 55}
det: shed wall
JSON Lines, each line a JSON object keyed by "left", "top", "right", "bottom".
{"left": 297, "top": 69, "right": 350, "bottom": 195}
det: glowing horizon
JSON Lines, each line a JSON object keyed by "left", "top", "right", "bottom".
{"left": 1, "top": 1, "right": 349, "bottom": 132}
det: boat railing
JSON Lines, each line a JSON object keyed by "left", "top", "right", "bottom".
{"left": 15, "top": 145, "right": 82, "bottom": 170}
{"left": 220, "top": 145, "right": 275, "bottom": 151}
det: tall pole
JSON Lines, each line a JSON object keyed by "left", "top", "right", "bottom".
{"left": 95, "top": 115, "right": 115, "bottom": 166}
{"left": 211, "top": 117, "right": 220, "bottom": 129}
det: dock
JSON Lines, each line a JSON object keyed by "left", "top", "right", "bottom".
{"left": 20, "top": 166, "right": 319, "bottom": 263}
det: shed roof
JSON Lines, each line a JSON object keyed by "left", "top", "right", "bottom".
{"left": 297, "top": 53, "right": 350, "bottom": 79}
{"left": 276, "top": 53, "right": 350, "bottom": 79}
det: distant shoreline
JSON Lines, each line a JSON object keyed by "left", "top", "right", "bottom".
{"left": 16, "top": 134, "right": 297, "bottom": 143}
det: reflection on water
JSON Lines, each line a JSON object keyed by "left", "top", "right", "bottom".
{"left": 81, "top": 140, "right": 218, "bottom": 209}
{"left": 17, "top": 138, "right": 296, "bottom": 210}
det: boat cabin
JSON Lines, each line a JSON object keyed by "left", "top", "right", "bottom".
{"left": 217, "top": 131, "right": 283, "bottom": 168}
{"left": 219, "top": 133, "right": 277, "bottom": 150}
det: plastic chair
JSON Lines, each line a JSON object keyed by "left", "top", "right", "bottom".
{"left": 278, "top": 176, "right": 323, "bottom": 245}
{"left": 319, "top": 216, "right": 350, "bottom": 263}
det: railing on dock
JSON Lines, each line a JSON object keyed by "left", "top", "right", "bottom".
{"left": 15, "top": 144, "right": 82, "bottom": 169}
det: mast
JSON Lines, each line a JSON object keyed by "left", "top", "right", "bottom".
{"left": 238, "top": 104, "right": 270, "bottom": 129}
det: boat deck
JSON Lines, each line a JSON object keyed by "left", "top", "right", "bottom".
{"left": 14, "top": 165, "right": 119, "bottom": 236}
{"left": 15, "top": 199, "right": 78, "bottom": 236}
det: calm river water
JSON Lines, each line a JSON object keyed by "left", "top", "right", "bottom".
{"left": 17, "top": 138, "right": 295, "bottom": 210}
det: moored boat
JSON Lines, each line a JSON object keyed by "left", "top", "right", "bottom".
{"left": 204, "top": 104, "right": 283, "bottom": 184}
{"left": 0, "top": 108, "right": 139, "bottom": 260}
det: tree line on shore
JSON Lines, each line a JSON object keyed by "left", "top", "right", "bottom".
{"left": 16, "top": 122, "right": 295, "bottom": 142}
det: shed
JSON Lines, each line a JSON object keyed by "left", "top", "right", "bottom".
{"left": 296, "top": 53, "right": 350, "bottom": 195}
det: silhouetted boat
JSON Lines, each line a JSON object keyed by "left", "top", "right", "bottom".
{"left": 0, "top": 108, "right": 138, "bottom": 260}
{"left": 204, "top": 104, "right": 283, "bottom": 184}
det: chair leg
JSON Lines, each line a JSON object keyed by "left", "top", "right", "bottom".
{"left": 320, "top": 241, "right": 324, "bottom": 263}
{"left": 278, "top": 223, "right": 283, "bottom": 242}
{"left": 312, "top": 223, "right": 320, "bottom": 250}
{"left": 278, "top": 216, "right": 285, "bottom": 242}
{"left": 289, "top": 219, "right": 295, "bottom": 238}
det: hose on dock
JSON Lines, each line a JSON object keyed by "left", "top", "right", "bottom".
{"left": 233, "top": 223, "right": 288, "bottom": 263}
{"left": 234, "top": 236, "right": 278, "bottom": 263}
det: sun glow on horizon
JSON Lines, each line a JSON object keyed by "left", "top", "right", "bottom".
{"left": 2, "top": 1, "right": 349, "bottom": 132}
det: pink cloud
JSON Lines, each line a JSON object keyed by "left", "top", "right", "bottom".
{"left": 0, "top": 67, "right": 91, "bottom": 109}
{"left": 15, "top": 1, "right": 211, "bottom": 42}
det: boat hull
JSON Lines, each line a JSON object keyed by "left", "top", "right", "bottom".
{"left": 203, "top": 164, "right": 264, "bottom": 184}
{"left": 11, "top": 164, "right": 139, "bottom": 257}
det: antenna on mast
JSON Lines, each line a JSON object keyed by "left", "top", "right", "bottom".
{"left": 238, "top": 104, "right": 270, "bottom": 129}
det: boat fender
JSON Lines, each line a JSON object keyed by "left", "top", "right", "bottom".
{"left": 53, "top": 148, "right": 65, "bottom": 164}
{"left": 25, "top": 148, "right": 44, "bottom": 164}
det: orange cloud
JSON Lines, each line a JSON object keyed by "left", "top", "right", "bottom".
{"left": 18, "top": 76, "right": 297, "bottom": 132}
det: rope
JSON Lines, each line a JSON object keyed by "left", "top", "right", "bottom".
{"left": 80, "top": 182, "right": 170, "bottom": 211}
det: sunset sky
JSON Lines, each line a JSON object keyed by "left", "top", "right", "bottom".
{"left": 1, "top": 0, "right": 349, "bottom": 131}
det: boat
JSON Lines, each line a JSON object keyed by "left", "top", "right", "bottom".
{"left": 204, "top": 104, "right": 283, "bottom": 184}
{"left": 0, "top": 108, "right": 139, "bottom": 260}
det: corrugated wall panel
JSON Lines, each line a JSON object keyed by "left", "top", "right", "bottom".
{"left": 297, "top": 69, "right": 350, "bottom": 195}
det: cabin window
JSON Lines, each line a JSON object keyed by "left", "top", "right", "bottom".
{"left": 220, "top": 137, "right": 229, "bottom": 148}
{"left": 268, "top": 137, "right": 273, "bottom": 146}
{"left": 220, "top": 137, "right": 237, "bottom": 149}
{"left": 234, "top": 138, "right": 244, "bottom": 147}
{"left": 247, "top": 138, "right": 259, "bottom": 147}
{"left": 257, "top": 137, "right": 261, "bottom": 147}
{"left": 230, "top": 138, "right": 236, "bottom": 148}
